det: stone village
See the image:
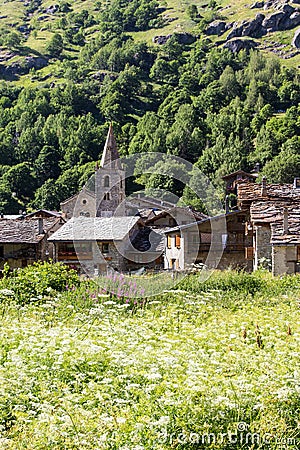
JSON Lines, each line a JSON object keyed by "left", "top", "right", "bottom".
{"left": 0, "top": 124, "right": 299, "bottom": 277}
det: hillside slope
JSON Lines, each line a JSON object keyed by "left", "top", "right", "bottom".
{"left": 0, "top": 0, "right": 299, "bottom": 85}
{"left": 0, "top": 0, "right": 298, "bottom": 214}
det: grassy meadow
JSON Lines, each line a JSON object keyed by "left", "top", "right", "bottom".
{"left": 0, "top": 263, "right": 299, "bottom": 448}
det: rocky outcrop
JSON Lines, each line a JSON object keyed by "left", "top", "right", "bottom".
{"left": 224, "top": 38, "right": 258, "bottom": 52}
{"left": 205, "top": 20, "right": 228, "bottom": 35}
{"left": 227, "top": 14, "right": 265, "bottom": 39}
{"left": 292, "top": 27, "right": 300, "bottom": 46}
{"left": 152, "top": 34, "right": 172, "bottom": 45}
{"left": 262, "top": 11, "right": 286, "bottom": 29}
{"left": 225, "top": 3, "right": 300, "bottom": 42}
{"left": 153, "top": 32, "right": 196, "bottom": 45}
{"left": 250, "top": 1, "right": 264, "bottom": 8}
{"left": 284, "top": 11, "right": 300, "bottom": 28}
{"left": 176, "top": 32, "right": 196, "bottom": 44}
{"left": 45, "top": 4, "right": 59, "bottom": 14}
{"left": 0, "top": 56, "right": 48, "bottom": 78}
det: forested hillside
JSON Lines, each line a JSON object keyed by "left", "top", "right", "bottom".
{"left": 0, "top": 0, "right": 299, "bottom": 212}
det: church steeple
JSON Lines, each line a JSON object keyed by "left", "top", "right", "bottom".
{"left": 95, "top": 124, "right": 125, "bottom": 217}
{"left": 100, "top": 123, "right": 122, "bottom": 169}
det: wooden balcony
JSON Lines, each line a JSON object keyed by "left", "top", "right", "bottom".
{"left": 58, "top": 252, "right": 93, "bottom": 261}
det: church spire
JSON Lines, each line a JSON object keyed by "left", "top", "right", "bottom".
{"left": 100, "top": 123, "right": 122, "bottom": 168}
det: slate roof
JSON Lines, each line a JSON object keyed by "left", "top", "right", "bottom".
{"left": 250, "top": 201, "right": 289, "bottom": 224}
{"left": 48, "top": 216, "right": 140, "bottom": 242}
{"left": 1, "top": 215, "right": 23, "bottom": 220}
{"left": 128, "top": 227, "right": 165, "bottom": 253}
{"left": 145, "top": 207, "right": 207, "bottom": 225}
{"left": 237, "top": 181, "right": 300, "bottom": 204}
{"left": 0, "top": 217, "right": 60, "bottom": 244}
{"left": 164, "top": 210, "right": 242, "bottom": 234}
{"left": 270, "top": 204, "right": 300, "bottom": 245}
{"left": 26, "top": 209, "right": 62, "bottom": 218}
{"left": 222, "top": 170, "right": 257, "bottom": 180}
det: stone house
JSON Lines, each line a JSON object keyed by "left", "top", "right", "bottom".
{"left": 222, "top": 169, "right": 258, "bottom": 195}
{"left": 271, "top": 206, "right": 300, "bottom": 275}
{"left": 237, "top": 177, "right": 300, "bottom": 275}
{"left": 54, "top": 124, "right": 206, "bottom": 274}
{"left": 164, "top": 210, "right": 253, "bottom": 271}
{"left": 48, "top": 216, "right": 143, "bottom": 274}
{"left": 0, "top": 215, "right": 64, "bottom": 271}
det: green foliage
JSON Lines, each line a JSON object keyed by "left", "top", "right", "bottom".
{"left": 0, "top": 269, "right": 300, "bottom": 446}
{"left": 1, "top": 261, "right": 79, "bottom": 304}
{"left": 0, "top": 3, "right": 297, "bottom": 214}
{"left": 178, "top": 269, "right": 265, "bottom": 296}
{"left": 46, "top": 33, "right": 64, "bottom": 57}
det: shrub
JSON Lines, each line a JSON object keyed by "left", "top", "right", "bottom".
{"left": 0, "top": 261, "right": 79, "bottom": 304}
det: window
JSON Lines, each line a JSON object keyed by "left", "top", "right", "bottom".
{"left": 175, "top": 234, "right": 181, "bottom": 248}
{"left": 167, "top": 235, "right": 172, "bottom": 249}
{"left": 104, "top": 193, "right": 110, "bottom": 201}
{"left": 0, "top": 246, "right": 3, "bottom": 258}
{"left": 104, "top": 176, "right": 110, "bottom": 187}
{"left": 102, "top": 243, "right": 109, "bottom": 254}
{"left": 80, "top": 242, "right": 92, "bottom": 253}
{"left": 82, "top": 199, "right": 87, "bottom": 205}
{"left": 245, "top": 247, "right": 254, "bottom": 260}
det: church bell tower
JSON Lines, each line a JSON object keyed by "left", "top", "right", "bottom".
{"left": 95, "top": 124, "right": 126, "bottom": 217}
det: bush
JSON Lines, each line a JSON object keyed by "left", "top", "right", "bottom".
{"left": 178, "top": 269, "right": 264, "bottom": 295}
{"left": 0, "top": 261, "right": 79, "bottom": 304}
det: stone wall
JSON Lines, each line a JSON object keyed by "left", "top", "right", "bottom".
{"left": 95, "top": 167, "right": 125, "bottom": 217}
{"left": 61, "top": 189, "right": 96, "bottom": 219}
{"left": 272, "top": 245, "right": 297, "bottom": 276}
{"left": 254, "top": 225, "right": 272, "bottom": 270}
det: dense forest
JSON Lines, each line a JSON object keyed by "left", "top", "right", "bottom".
{"left": 0, "top": 0, "right": 299, "bottom": 213}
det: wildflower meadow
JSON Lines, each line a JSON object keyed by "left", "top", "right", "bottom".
{"left": 0, "top": 262, "right": 299, "bottom": 449}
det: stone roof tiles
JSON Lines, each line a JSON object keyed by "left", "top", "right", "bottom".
{"left": 48, "top": 216, "right": 140, "bottom": 242}
{"left": 237, "top": 181, "right": 300, "bottom": 203}
{"left": 0, "top": 217, "right": 60, "bottom": 244}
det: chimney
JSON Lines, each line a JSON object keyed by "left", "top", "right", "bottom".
{"left": 225, "top": 195, "right": 230, "bottom": 214}
{"left": 38, "top": 218, "right": 44, "bottom": 235}
{"left": 283, "top": 208, "right": 289, "bottom": 235}
{"left": 261, "top": 176, "right": 267, "bottom": 197}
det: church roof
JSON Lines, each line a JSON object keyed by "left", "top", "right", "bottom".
{"left": 100, "top": 124, "right": 122, "bottom": 169}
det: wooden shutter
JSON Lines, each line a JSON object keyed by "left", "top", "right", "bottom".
{"left": 245, "top": 247, "right": 254, "bottom": 260}
{"left": 175, "top": 234, "right": 181, "bottom": 248}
